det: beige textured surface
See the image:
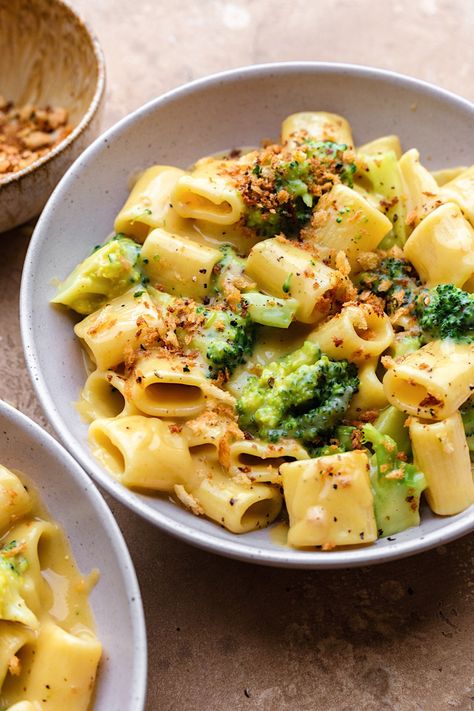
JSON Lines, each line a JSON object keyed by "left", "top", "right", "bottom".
{"left": 1, "top": 1, "right": 474, "bottom": 709}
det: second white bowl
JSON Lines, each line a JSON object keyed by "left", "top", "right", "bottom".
{"left": 0, "top": 400, "right": 147, "bottom": 709}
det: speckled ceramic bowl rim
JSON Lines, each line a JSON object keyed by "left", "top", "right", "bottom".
{"left": 0, "top": 399, "right": 148, "bottom": 707}
{"left": 21, "top": 62, "right": 474, "bottom": 569}
{"left": 0, "top": 0, "right": 105, "bottom": 186}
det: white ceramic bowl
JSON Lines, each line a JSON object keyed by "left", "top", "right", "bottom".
{"left": 0, "top": 399, "right": 147, "bottom": 708}
{"left": 21, "top": 62, "right": 474, "bottom": 568}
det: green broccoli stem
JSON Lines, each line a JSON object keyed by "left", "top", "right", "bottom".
{"left": 467, "top": 435, "right": 474, "bottom": 454}
{"left": 212, "top": 244, "right": 247, "bottom": 294}
{"left": 389, "top": 334, "right": 422, "bottom": 359}
{"left": 362, "top": 423, "right": 396, "bottom": 470}
{"left": 358, "top": 150, "right": 406, "bottom": 248}
{"left": 461, "top": 396, "right": 474, "bottom": 439}
{"left": 242, "top": 292, "right": 298, "bottom": 328}
{"left": 374, "top": 406, "right": 412, "bottom": 455}
{"left": 362, "top": 423, "right": 426, "bottom": 538}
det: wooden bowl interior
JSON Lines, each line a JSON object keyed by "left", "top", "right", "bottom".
{"left": 0, "top": 0, "right": 99, "bottom": 125}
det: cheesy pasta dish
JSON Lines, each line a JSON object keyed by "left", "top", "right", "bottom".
{"left": 0, "top": 464, "right": 101, "bottom": 710}
{"left": 52, "top": 111, "right": 474, "bottom": 550}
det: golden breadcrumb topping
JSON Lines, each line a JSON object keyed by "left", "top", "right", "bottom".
{"left": 0, "top": 96, "right": 72, "bottom": 175}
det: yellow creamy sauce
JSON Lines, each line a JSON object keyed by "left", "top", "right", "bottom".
{"left": 0, "top": 468, "right": 100, "bottom": 710}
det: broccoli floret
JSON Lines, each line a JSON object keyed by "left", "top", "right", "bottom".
{"left": 242, "top": 140, "right": 356, "bottom": 238}
{"left": 415, "top": 284, "right": 474, "bottom": 342}
{"left": 51, "top": 235, "right": 142, "bottom": 315}
{"left": 310, "top": 140, "right": 356, "bottom": 186}
{"left": 460, "top": 396, "right": 474, "bottom": 454}
{"left": 0, "top": 540, "right": 37, "bottom": 628}
{"left": 311, "top": 425, "right": 356, "bottom": 457}
{"left": 237, "top": 341, "right": 359, "bottom": 446}
{"left": 192, "top": 307, "right": 255, "bottom": 378}
{"left": 357, "top": 257, "right": 421, "bottom": 317}
{"left": 363, "top": 423, "right": 426, "bottom": 538}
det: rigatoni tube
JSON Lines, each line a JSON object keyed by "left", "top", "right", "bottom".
{"left": 409, "top": 412, "right": 474, "bottom": 515}
{"left": 18, "top": 619, "right": 102, "bottom": 711}
{"left": 398, "top": 148, "right": 440, "bottom": 226}
{"left": 127, "top": 353, "right": 232, "bottom": 418}
{"left": 281, "top": 111, "right": 353, "bottom": 147}
{"left": 74, "top": 288, "right": 160, "bottom": 371}
{"left": 77, "top": 369, "right": 129, "bottom": 422}
{"left": 17, "top": 620, "right": 102, "bottom": 711}
{"left": 171, "top": 160, "right": 244, "bottom": 225}
{"left": 89, "top": 415, "right": 193, "bottom": 491}
{"left": 404, "top": 202, "right": 474, "bottom": 288}
{"left": 114, "top": 165, "right": 185, "bottom": 242}
{"left": 281, "top": 451, "right": 377, "bottom": 549}
{"left": 228, "top": 439, "right": 309, "bottom": 484}
{"left": 305, "top": 184, "right": 392, "bottom": 268}
{"left": 383, "top": 340, "right": 474, "bottom": 420}
{"left": 309, "top": 302, "right": 394, "bottom": 362}
{"left": 141, "top": 228, "right": 221, "bottom": 300}
{"left": 439, "top": 164, "right": 474, "bottom": 227}
{"left": 245, "top": 238, "right": 339, "bottom": 324}
{"left": 180, "top": 471, "right": 282, "bottom": 533}
{"left": 347, "top": 359, "right": 388, "bottom": 417}
{"left": 0, "top": 465, "right": 32, "bottom": 532}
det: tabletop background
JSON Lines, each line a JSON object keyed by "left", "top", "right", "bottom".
{"left": 2, "top": 1, "right": 474, "bottom": 709}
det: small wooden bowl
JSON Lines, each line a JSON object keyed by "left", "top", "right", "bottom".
{"left": 0, "top": 0, "right": 105, "bottom": 232}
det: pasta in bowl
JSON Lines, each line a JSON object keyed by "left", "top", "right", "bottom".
{"left": 0, "top": 400, "right": 147, "bottom": 709}
{"left": 0, "top": 464, "right": 101, "bottom": 709}
{"left": 21, "top": 63, "right": 474, "bottom": 567}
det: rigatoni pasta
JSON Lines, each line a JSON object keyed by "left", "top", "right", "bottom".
{"left": 383, "top": 340, "right": 474, "bottom": 420}
{"left": 171, "top": 159, "right": 244, "bottom": 225}
{"left": 245, "top": 237, "right": 340, "bottom": 323}
{"left": 303, "top": 183, "right": 392, "bottom": 268}
{"left": 114, "top": 165, "right": 185, "bottom": 241}
{"left": 409, "top": 413, "right": 474, "bottom": 515}
{"left": 309, "top": 302, "right": 394, "bottom": 362}
{"left": 141, "top": 228, "right": 221, "bottom": 299}
{"left": 51, "top": 109, "right": 474, "bottom": 550}
{"left": 281, "top": 451, "right": 377, "bottom": 548}
{"left": 404, "top": 202, "right": 474, "bottom": 288}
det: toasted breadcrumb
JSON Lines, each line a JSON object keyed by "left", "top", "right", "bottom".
{"left": 0, "top": 96, "right": 72, "bottom": 175}
{"left": 174, "top": 485, "right": 204, "bottom": 516}
{"left": 224, "top": 131, "right": 354, "bottom": 224}
{"left": 8, "top": 655, "right": 21, "bottom": 676}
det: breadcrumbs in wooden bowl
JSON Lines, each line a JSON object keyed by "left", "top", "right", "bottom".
{"left": 0, "top": 0, "right": 105, "bottom": 232}
{"left": 0, "top": 98, "right": 73, "bottom": 175}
